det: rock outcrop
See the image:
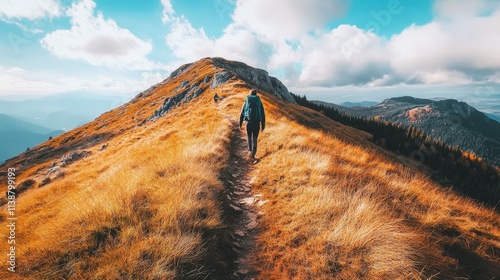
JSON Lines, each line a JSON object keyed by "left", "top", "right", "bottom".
{"left": 211, "top": 57, "right": 296, "bottom": 103}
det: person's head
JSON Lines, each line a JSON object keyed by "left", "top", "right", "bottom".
{"left": 250, "top": 89, "right": 257, "bottom": 96}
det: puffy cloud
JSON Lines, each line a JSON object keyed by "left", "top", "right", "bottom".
{"left": 40, "top": 0, "right": 156, "bottom": 70}
{"left": 434, "top": 0, "right": 500, "bottom": 19}
{"left": 165, "top": 17, "right": 214, "bottom": 63}
{"left": 232, "top": 0, "right": 349, "bottom": 41}
{"left": 0, "top": 64, "right": 167, "bottom": 96}
{"left": 0, "top": 0, "right": 62, "bottom": 20}
{"left": 281, "top": 25, "right": 392, "bottom": 87}
{"left": 163, "top": 0, "right": 500, "bottom": 89}
{"left": 161, "top": 0, "right": 175, "bottom": 23}
{"left": 286, "top": 6, "right": 500, "bottom": 87}
{"left": 165, "top": 17, "right": 271, "bottom": 68}
{"left": 388, "top": 9, "right": 500, "bottom": 84}
{"left": 0, "top": 65, "right": 63, "bottom": 95}
{"left": 214, "top": 25, "right": 272, "bottom": 68}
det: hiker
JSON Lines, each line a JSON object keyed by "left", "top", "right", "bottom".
{"left": 239, "top": 89, "right": 265, "bottom": 160}
{"left": 213, "top": 92, "right": 220, "bottom": 103}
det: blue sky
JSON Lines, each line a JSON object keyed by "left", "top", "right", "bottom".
{"left": 0, "top": 0, "right": 499, "bottom": 105}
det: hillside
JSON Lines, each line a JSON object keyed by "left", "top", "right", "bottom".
{"left": 1, "top": 58, "right": 499, "bottom": 279}
{"left": 316, "top": 97, "right": 500, "bottom": 166}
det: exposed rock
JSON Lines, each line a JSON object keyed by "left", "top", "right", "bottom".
{"left": 180, "top": 80, "right": 190, "bottom": 88}
{"left": 149, "top": 90, "right": 188, "bottom": 121}
{"left": 211, "top": 71, "right": 233, "bottom": 89}
{"left": 211, "top": 57, "right": 296, "bottom": 103}
{"left": 99, "top": 143, "right": 109, "bottom": 151}
{"left": 237, "top": 269, "right": 249, "bottom": 275}
{"left": 147, "top": 79, "right": 206, "bottom": 122}
{"left": 203, "top": 75, "right": 212, "bottom": 83}
{"left": 240, "top": 197, "right": 256, "bottom": 205}
{"left": 257, "top": 200, "right": 269, "bottom": 207}
{"left": 168, "top": 62, "right": 192, "bottom": 80}
{"left": 39, "top": 177, "right": 51, "bottom": 187}
{"left": 48, "top": 166, "right": 60, "bottom": 174}
{"left": 235, "top": 230, "right": 245, "bottom": 237}
{"left": 246, "top": 220, "right": 258, "bottom": 230}
{"left": 230, "top": 204, "right": 243, "bottom": 212}
{"left": 17, "top": 179, "right": 36, "bottom": 194}
{"left": 60, "top": 150, "right": 92, "bottom": 165}
{"left": 232, "top": 247, "right": 242, "bottom": 254}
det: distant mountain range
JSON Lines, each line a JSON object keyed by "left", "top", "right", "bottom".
{"left": 315, "top": 96, "right": 500, "bottom": 166}
{"left": 0, "top": 114, "right": 64, "bottom": 162}
{"left": 0, "top": 92, "right": 124, "bottom": 162}
{"left": 0, "top": 92, "right": 121, "bottom": 130}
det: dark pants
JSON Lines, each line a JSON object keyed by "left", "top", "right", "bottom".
{"left": 246, "top": 122, "right": 260, "bottom": 158}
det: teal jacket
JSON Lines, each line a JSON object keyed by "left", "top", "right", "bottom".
{"left": 239, "top": 95, "right": 265, "bottom": 129}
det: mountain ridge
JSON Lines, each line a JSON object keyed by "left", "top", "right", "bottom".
{"left": 315, "top": 96, "right": 500, "bottom": 166}
{"left": 1, "top": 58, "right": 499, "bottom": 279}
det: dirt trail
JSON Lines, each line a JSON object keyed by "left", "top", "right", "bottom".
{"left": 218, "top": 113, "right": 268, "bottom": 279}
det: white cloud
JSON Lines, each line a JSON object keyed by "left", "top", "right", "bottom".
{"left": 165, "top": 17, "right": 270, "bottom": 68}
{"left": 0, "top": 65, "right": 62, "bottom": 95}
{"left": 232, "top": 0, "right": 349, "bottom": 41}
{"left": 0, "top": 0, "right": 62, "bottom": 20}
{"left": 165, "top": 17, "right": 214, "bottom": 63}
{"left": 434, "top": 0, "right": 500, "bottom": 19}
{"left": 161, "top": 0, "right": 175, "bottom": 23}
{"left": 58, "top": 72, "right": 166, "bottom": 93}
{"left": 285, "top": 6, "right": 500, "bottom": 87}
{"left": 0, "top": 64, "right": 167, "bottom": 96}
{"left": 214, "top": 25, "right": 271, "bottom": 67}
{"left": 388, "top": 10, "right": 500, "bottom": 83}
{"left": 40, "top": 0, "right": 156, "bottom": 70}
{"left": 286, "top": 25, "right": 390, "bottom": 87}
{"left": 161, "top": 0, "right": 500, "bottom": 89}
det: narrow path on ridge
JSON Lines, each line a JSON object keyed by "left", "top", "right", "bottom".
{"left": 217, "top": 109, "right": 268, "bottom": 279}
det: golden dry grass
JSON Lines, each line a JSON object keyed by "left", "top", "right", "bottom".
{"left": 221, "top": 91, "right": 500, "bottom": 279}
{"left": 1, "top": 57, "right": 499, "bottom": 279}
{"left": 0, "top": 58, "right": 242, "bottom": 279}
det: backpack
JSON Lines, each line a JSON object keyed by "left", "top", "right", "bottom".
{"left": 244, "top": 95, "right": 262, "bottom": 122}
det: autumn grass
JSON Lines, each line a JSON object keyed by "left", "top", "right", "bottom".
{"left": 1, "top": 57, "right": 499, "bottom": 279}
{"left": 221, "top": 92, "right": 500, "bottom": 279}
{"left": 0, "top": 59, "right": 238, "bottom": 279}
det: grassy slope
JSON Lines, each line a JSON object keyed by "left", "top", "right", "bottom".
{"left": 0, "top": 57, "right": 499, "bottom": 279}
{"left": 237, "top": 94, "right": 500, "bottom": 279}
{"left": 0, "top": 59, "right": 240, "bottom": 279}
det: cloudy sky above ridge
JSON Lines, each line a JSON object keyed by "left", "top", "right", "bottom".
{"left": 0, "top": 0, "right": 499, "bottom": 100}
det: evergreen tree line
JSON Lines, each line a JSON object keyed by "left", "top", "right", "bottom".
{"left": 291, "top": 93, "right": 500, "bottom": 209}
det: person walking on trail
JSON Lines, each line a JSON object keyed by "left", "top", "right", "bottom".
{"left": 239, "top": 89, "right": 265, "bottom": 161}
{"left": 213, "top": 92, "right": 220, "bottom": 104}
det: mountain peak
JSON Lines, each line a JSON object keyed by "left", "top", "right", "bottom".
{"left": 165, "top": 57, "right": 295, "bottom": 103}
